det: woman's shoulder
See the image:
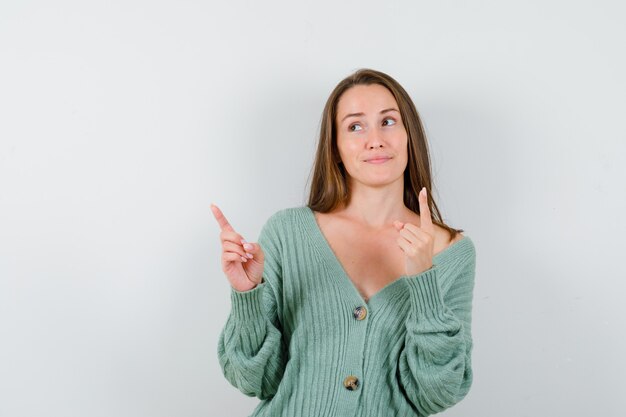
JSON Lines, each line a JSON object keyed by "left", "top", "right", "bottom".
{"left": 264, "top": 205, "right": 309, "bottom": 222}
{"left": 433, "top": 226, "right": 476, "bottom": 269}
{"left": 435, "top": 226, "right": 464, "bottom": 250}
{"left": 260, "top": 206, "right": 310, "bottom": 234}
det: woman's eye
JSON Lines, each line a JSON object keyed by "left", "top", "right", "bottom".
{"left": 349, "top": 123, "right": 362, "bottom": 132}
{"left": 382, "top": 118, "right": 396, "bottom": 126}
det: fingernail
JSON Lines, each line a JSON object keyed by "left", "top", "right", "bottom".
{"left": 243, "top": 243, "right": 253, "bottom": 250}
{"left": 241, "top": 239, "right": 247, "bottom": 244}
{"left": 246, "top": 252, "right": 253, "bottom": 258}
{"left": 240, "top": 256, "right": 247, "bottom": 262}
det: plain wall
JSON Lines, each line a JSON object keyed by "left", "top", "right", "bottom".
{"left": 1, "top": 1, "right": 625, "bottom": 416}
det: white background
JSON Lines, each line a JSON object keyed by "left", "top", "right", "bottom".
{"left": 1, "top": 1, "right": 625, "bottom": 416}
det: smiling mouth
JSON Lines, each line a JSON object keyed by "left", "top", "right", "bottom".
{"left": 365, "top": 157, "right": 391, "bottom": 163}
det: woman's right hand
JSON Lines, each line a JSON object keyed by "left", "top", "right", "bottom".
{"left": 210, "top": 203, "right": 265, "bottom": 292}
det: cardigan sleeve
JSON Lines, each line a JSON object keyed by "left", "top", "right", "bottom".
{"left": 217, "top": 213, "right": 288, "bottom": 400}
{"left": 397, "top": 243, "right": 476, "bottom": 416}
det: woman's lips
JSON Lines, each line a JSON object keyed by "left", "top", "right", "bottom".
{"left": 365, "top": 157, "right": 391, "bottom": 164}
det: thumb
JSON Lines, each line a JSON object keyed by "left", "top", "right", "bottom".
{"left": 393, "top": 220, "right": 404, "bottom": 231}
{"left": 241, "top": 239, "right": 255, "bottom": 251}
{"left": 241, "top": 239, "right": 263, "bottom": 259}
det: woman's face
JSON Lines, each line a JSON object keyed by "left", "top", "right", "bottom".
{"left": 335, "top": 83, "right": 408, "bottom": 190}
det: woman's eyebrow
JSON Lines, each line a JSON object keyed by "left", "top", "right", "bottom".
{"left": 340, "top": 108, "right": 399, "bottom": 123}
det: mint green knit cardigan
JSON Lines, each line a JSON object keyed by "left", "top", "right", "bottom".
{"left": 218, "top": 206, "right": 476, "bottom": 417}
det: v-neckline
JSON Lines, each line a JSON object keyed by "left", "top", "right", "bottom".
{"left": 302, "top": 206, "right": 469, "bottom": 310}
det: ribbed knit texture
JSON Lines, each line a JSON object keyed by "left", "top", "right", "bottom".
{"left": 217, "top": 206, "right": 476, "bottom": 417}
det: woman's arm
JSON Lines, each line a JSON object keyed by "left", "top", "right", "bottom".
{"left": 217, "top": 214, "right": 288, "bottom": 400}
{"left": 397, "top": 247, "right": 476, "bottom": 416}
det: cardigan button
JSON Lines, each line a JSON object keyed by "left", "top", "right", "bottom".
{"left": 353, "top": 306, "right": 367, "bottom": 321}
{"left": 343, "top": 375, "right": 359, "bottom": 391}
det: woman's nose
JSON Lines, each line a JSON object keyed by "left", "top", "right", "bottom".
{"left": 365, "top": 129, "right": 384, "bottom": 148}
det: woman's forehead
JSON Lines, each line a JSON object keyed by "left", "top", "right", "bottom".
{"left": 337, "top": 84, "right": 399, "bottom": 119}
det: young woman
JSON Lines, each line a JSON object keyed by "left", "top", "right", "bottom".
{"left": 211, "top": 68, "right": 476, "bottom": 417}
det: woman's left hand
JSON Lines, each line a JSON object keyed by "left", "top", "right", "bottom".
{"left": 393, "top": 187, "right": 435, "bottom": 275}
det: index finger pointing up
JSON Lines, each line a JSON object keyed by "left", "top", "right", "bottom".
{"left": 419, "top": 187, "right": 434, "bottom": 234}
{"left": 210, "top": 203, "right": 234, "bottom": 232}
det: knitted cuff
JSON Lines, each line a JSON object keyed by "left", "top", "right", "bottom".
{"left": 230, "top": 282, "right": 266, "bottom": 322}
{"left": 403, "top": 267, "right": 446, "bottom": 315}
